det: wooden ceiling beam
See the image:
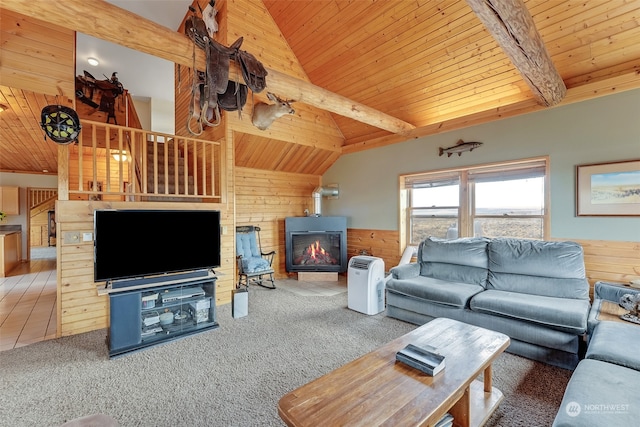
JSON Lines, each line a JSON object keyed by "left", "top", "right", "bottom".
{"left": 1, "top": 0, "right": 415, "bottom": 135}
{"left": 465, "top": 0, "right": 567, "bottom": 107}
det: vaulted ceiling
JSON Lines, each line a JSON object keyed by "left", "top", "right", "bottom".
{"left": 1, "top": 0, "right": 640, "bottom": 175}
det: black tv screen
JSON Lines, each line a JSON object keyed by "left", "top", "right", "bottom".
{"left": 94, "top": 210, "right": 221, "bottom": 282}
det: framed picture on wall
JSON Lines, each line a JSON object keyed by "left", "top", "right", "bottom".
{"left": 576, "top": 159, "right": 640, "bottom": 216}
{"left": 88, "top": 181, "right": 103, "bottom": 201}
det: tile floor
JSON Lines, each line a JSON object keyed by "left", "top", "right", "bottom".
{"left": 0, "top": 255, "right": 57, "bottom": 351}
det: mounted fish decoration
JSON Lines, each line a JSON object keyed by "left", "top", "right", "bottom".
{"left": 439, "top": 139, "right": 483, "bottom": 157}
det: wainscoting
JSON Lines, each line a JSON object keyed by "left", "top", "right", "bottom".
{"left": 346, "top": 229, "right": 640, "bottom": 296}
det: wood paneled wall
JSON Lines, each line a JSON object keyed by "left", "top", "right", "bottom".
{"left": 235, "top": 167, "right": 321, "bottom": 277}
{"left": 348, "top": 229, "right": 640, "bottom": 297}
{"left": 55, "top": 200, "right": 234, "bottom": 337}
{"left": 67, "top": 147, "right": 131, "bottom": 202}
{"left": 576, "top": 239, "right": 640, "bottom": 287}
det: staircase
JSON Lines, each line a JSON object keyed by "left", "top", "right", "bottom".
{"left": 29, "top": 188, "right": 57, "bottom": 247}
{"left": 142, "top": 139, "right": 201, "bottom": 202}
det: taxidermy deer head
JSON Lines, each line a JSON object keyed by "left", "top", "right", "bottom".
{"left": 202, "top": 0, "right": 218, "bottom": 38}
{"left": 251, "top": 92, "right": 296, "bottom": 130}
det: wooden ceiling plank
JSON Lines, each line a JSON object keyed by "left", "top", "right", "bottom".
{"left": 272, "top": 143, "right": 302, "bottom": 172}
{"left": 309, "top": 9, "right": 490, "bottom": 96}
{"left": 308, "top": 1, "right": 470, "bottom": 85}
{"left": 557, "top": 32, "right": 640, "bottom": 77}
{"left": 261, "top": 0, "right": 290, "bottom": 21}
{"left": 324, "top": 43, "right": 516, "bottom": 121}
{"left": 3, "top": 1, "right": 410, "bottom": 135}
{"left": 402, "top": 81, "right": 533, "bottom": 125}
{"left": 535, "top": 0, "right": 636, "bottom": 42}
{"left": 311, "top": 151, "right": 341, "bottom": 176}
{"left": 280, "top": 1, "right": 378, "bottom": 67}
{"left": 284, "top": 145, "right": 312, "bottom": 173}
{"left": 465, "top": 0, "right": 566, "bottom": 106}
{"left": 544, "top": 7, "right": 640, "bottom": 56}
{"left": 268, "top": 0, "right": 334, "bottom": 41}
{"left": 300, "top": 0, "right": 429, "bottom": 75}
{"left": 22, "top": 90, "right": 54, "bottom": 148}
{"left": 392, "top": 76, "right": 527, "bottom": 123}
{"left": 564, "top": 60, "right": 640, "bottom": 88}
{"left": 288, "top": 0, "right": 370, "bottom": 50}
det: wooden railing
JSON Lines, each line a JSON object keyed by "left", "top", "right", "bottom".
{"left": 29, "top": 188, "right": 58, "bottom": 209}
{"left": 69, "top": 120, "right": 224, "bottom": 202}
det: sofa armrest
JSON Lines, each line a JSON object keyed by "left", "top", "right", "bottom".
{"left": 390, "top": 263, "right": 420, "bottom": 280}
{"left": 594, "top": 281, "right": 640, "bottom": 302}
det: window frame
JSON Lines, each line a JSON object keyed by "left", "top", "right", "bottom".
{"left": 399, "top": 157, "right": 550, "bottom": 250}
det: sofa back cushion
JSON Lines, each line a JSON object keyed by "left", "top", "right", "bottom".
{"left": 487, "top": 238, "right": 589, "bottom": 299}
{"left": 419, "top": 237, "right": 490, "bottom": 287}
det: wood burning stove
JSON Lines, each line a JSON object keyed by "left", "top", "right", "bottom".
{"left": 285, "top": 216, "right": 347, "bottom": 273}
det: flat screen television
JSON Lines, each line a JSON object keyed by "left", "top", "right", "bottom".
{"left": 94, "top": 209, "right": 221, "bottom": 283}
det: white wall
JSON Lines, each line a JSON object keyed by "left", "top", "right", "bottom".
{"left": 132, "top": 96, "right": 151, "bottom": 130}
{"left": 322, "top": 89, "right": 640, "bottom": 242}
{"left": 0, "top": 172, "right": 58, "bottom": 259}
{"left": 131, "top": 96, "right": 174, "bottom": 135}
{"left": 151, "top": 98, "right": 175, "bottom": 135}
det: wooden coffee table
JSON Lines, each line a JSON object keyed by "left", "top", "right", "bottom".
{"left": 278, "top": 317, "right": 510, "bottom": 427}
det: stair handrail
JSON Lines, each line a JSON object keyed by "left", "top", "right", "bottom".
{"left": 69, "top": 120, "right": 224, "bottom": 202}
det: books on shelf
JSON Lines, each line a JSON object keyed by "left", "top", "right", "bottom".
{"left": 396, "top": 343, "right": 445, "bottom": 376}
{"left": 435, "top": 413, "right": 454, "bottom": 427}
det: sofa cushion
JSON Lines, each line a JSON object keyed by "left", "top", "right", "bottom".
{"left": 552, "top": 359, "right": 640, "bottom": 426}
{"left": 419, "top": 237, "right": 489, "bottom": 287}
{"left": 487, "top": 238, "right": 589, "bottom": 299}
{"left": 390, "top": 262, "right": 420, "bottom": 280}
{"left": 470, "top": 290, "right": 589, "bottom": 334}
{"left": 386, "top": 276, "right": 484, "bottom": 308}
{"left": 586, "top": 321, "right": 640, "bottom": 371}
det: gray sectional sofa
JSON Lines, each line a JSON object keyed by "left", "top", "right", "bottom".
{"left": 386, "top": 236, "right": 591, "bottom": 370}
{"left": 552, "top": 283, "right": 640, "bottom": 426}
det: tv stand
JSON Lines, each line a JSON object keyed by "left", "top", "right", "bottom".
{"left": 106, "top": 273, "right": 218, "bottom": 358}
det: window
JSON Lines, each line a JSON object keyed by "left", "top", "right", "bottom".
{"left": 400, "top": 157, "right": 548, "bottom": 247}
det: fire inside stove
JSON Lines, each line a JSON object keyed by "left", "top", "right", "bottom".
{"left": 291, "top": 233, "right": 341, "bottom": 268}
{"left": 294, "top": 240, "right": 338, "bottom": 266}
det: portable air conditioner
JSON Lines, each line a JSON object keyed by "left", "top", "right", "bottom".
{"left": 347, "top": 256, "right": 385, "bottom": 315}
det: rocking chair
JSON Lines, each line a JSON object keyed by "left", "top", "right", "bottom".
{"left": 236, "top": 225, "right": 276, "bottom": 289}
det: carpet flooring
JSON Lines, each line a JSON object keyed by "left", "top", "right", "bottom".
{"left": 0, "top": 282, "right": 571, "bottom": 426}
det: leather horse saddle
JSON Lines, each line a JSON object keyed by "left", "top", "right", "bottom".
{"left": 184, "top": 10, "right": 267, "bottom": 135}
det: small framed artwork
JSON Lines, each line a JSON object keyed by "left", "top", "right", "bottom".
{"left": 88, "top": 181, "right": 103, "bottom": 201}
{"left": 576, "top": 159, "right": 640, "bottom": 216}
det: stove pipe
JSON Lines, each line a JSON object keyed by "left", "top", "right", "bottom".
{"left": 312, "top": 185, "right": 339, "bottom": 216}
